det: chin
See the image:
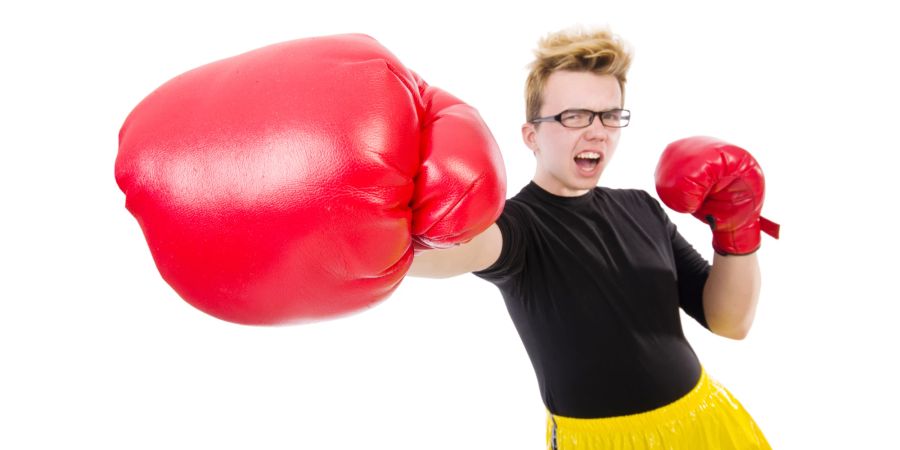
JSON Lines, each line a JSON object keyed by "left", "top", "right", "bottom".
{"left": 577, "top": 174, "right": 603, "bottom": 188}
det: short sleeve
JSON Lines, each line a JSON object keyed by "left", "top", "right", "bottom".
{"left": 643, "top": 192, "right": 711, "bottom": 329}
{"left": 473, "top": 200, "right": 527, "bottom": 283}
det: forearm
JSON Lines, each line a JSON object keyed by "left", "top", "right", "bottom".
{"left": 407, "top": 223, "right": 502, "bottom": 279}
{"left": 702, "top": 252, "right": 761, "bottom": 339}
{"left": 408, "top": 248, "right": 461, "bottom": 279}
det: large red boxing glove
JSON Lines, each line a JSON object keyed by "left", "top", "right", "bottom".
{"left": 655, "top": 136, "right": 779, "bottom": 255}
{"left": 115, "top": 34, "right": 505, "bottom": 325}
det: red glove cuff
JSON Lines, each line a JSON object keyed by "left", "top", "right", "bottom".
{"left": 711, "top": 215, "right": 780, "bottom": 255}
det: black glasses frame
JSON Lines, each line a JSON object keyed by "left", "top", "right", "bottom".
{"left": 530, "top": 108, "right": 631, "bottom": 128}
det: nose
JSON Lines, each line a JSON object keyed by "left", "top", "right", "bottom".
{"left": 582, "top": 115, "right": 609, "bottom": 141}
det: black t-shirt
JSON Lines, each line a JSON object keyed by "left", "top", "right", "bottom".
{"left": 474, "top": 182, "right": 711, "bottom": 418}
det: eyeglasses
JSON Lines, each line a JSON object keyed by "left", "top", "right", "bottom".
{"left": 530, "top": 108, "right": 631, "bottom": 128}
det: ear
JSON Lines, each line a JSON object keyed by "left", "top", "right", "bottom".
{"left": 521, "top": 122, "right": 540, "bottom": 154}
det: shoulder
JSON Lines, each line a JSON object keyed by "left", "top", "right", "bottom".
{"left": 498, "top": 189, "right": 540, "bottom": 221}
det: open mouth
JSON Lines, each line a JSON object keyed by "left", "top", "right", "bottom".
{"left": 574, "top": 151, "right": 602, "bottom": 171}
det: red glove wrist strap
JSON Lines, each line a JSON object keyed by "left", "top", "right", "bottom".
{"left": 759, "top": 216, "right": 780, "bottom": 239}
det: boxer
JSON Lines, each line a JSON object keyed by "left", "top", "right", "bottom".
{"left": 410, "top": 27, "right": 777, "bottom": 449}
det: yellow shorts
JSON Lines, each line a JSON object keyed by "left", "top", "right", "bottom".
{"left": 546, "top": 369, "right": 770, "bottom": 449}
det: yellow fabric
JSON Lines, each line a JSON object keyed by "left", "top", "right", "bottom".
{"left": 546, "top": 369, "right": 770, "bottom": 449}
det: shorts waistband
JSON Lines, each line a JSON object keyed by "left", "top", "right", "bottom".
{"left": 549, "top": 368, "right": 726, "bottom": 433}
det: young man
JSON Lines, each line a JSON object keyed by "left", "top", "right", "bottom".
{"left": 409, "top": 27, "right": 772, "bottom": 449}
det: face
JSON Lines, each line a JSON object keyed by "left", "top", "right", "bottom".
{"left": 522, "top": 71, "right": 624, "bottom": 197}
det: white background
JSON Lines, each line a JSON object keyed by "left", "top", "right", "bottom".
{"left": 2, "top": 0, "right": 898, "bottom": 448}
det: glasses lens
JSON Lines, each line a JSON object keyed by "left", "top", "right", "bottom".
{"left": 601, "top": 110, "right": 630, "bottom": 127}
{"left": 560, "top": 110, "right": 593, "bottom": 128}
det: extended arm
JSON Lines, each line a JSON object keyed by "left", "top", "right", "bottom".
{"left": 408, "top": 223, "right": 503, "bottom": 279}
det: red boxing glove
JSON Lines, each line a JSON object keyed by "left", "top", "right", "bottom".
{"left": 115, "top": 34, "right": 505, "bottom": 325}
{"left": 655, "top": 136, "right": 779, "bottom": 255}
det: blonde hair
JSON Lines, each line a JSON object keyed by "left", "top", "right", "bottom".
{"left": 525, "top": 26, "right": 633, "bottom": 121}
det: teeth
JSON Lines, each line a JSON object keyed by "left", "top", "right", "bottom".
{"left": 575, "top": 152, "right": 601, "bottom": 159}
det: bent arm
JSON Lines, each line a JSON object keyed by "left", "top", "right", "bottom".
{"left": 702, "top": 252, "right": 761, "bottom": 340}
{"left": 408, "top": 223, "right": 502, "bottom": 279}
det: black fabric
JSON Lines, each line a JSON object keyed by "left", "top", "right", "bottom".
{"left": 474, "top": 182, "right": 711, "bottom": 418}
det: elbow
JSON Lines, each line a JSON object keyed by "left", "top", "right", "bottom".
{"left": 702, "top": 293, "right": 760, "bottom": 341}
{"left": 709, "top": 320, "right": 752, "bottom": 340}
{"left": 713, "top": 327, "right": 750, "bottom": 341}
